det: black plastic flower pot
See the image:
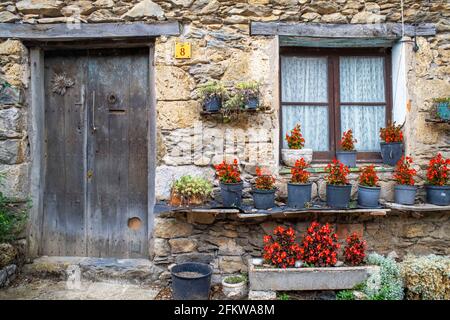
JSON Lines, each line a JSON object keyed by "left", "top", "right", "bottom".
{"left": 380, "top": 142, "right": 403, "bottom": 166}
{"left": 394, "top": 184, "right": 417, "bottom": 205}
{"left": 425, "top": 184, "right": 450, "bottom": 206}
{"left": 357, "top": 185, "right": 381, "bottom": 208}
{"left": 287, "top": 182, "right": 312, "bottom": 209}
{"left": 252, "top": 188, "right": 276, "bottom": 209}
{"left": 326, "top": 184, "right": 352, "bottom": 209}
{"left": 171, "top": 262, "right": 213, "bottom": 300}
{"left": 220, "top": 182, "right": 243, "bottom": 207}
{"left": 204, "top": 96, "right": 221, "bottom": 112}
{"left": 336, "top": 151, "right": 357, "bottom": 168}
{"left": 245, "top": 97, "right": 259, "bottom": 110}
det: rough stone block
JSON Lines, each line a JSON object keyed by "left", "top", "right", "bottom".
{"left": 169, "top": 238, "right": 197, "bottom": 253}
{"left": 0, "top": 139, "right": 21, "bottom": 164}
{"left": 0, "top": 108, "right": 23, "bottom": 139}
{"left": 219, "top": 256, "right": 246, "bottom": 273}
{"left": 154, "top": 217, "right": 194, "bottom": 239}
{"left": 248, "top": 290, "right": 277, "bottom": 300}
{"left": 0, "top": 163, "right": 29, "bottom": 200}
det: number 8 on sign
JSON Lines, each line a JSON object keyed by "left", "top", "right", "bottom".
{"left": 175, "top": 42, "right": 191, "bottom": 59}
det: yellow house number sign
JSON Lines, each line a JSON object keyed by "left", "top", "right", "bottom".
{"left": 175, "top": 42, "right": 191, "bottom": 59}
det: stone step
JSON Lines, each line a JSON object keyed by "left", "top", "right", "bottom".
{"left": 23, "top": 256, "right": 165, "bottom": 286}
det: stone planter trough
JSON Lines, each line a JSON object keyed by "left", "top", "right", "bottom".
{"left": 248, "top": 259, "right": 379, "bottom": 291}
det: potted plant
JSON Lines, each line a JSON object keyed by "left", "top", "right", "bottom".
{"left": 425, "top": 153, "right": 450, "bottom": 206}
{"left": 236, "top": 81, "right": 260, "bottom": 110}
{"left": 281, "top": 124, "right": 313, "bottom": 166}
{"left": 214, "top": 159, "right": 243, "bottom": 207}
{"left": 433, "top": 97, "right": 450, "bottom": 120}
{"left": 221, "top": 274, "right": 247, "bottom": 299}
{"left": 252, "top": 167, "right": 276, "bottom": 210}
{"left": 379, "top": 122, "right": 404, "bottom": 166}
{"left": 171, "top": 262, "right": 213, "bottom": 300}
{"left": 325, "top": 159, "right": 351, "bottom": 208}
{"left": 169, "top": 175, "right": 213, "bottom": 207}
{"left": 199, "top": 81, "right": 226, "bottom": 112}
{"left": 393, "top": 156, "right": 417, "bottom": 205}
{"left": 337, "top": 130, "right": 357, "bottom": 167}
{"left": 287, "top": 158, "right": 312, "bottom": 208}
{"left": 222, "top": 93, "right": 244, "bottom": 123}
{"left": 357, "top": 165, "right": 381, "bottom": 208}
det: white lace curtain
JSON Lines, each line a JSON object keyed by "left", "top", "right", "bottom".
{"left": 340, "top": 57, "right": 386, "bottom": 151}
{"left": 281, "top": 57, "right": 329, "bottom": 151}
{"left": 281, "top": 55, "right": 386, "bottom": 152}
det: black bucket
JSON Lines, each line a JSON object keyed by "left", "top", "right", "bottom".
{"left": 380, "top": 142, "right": 403, "bottom": 166}
{"left": 171, "top": 262, "right": 213, "bottom": 300}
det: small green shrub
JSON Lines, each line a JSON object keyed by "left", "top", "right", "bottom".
{"left": 0, "top": 176, "right": 27, "bottom": 243}
{"left": 336, "top": 290, "right": 355, "bottom": 300}
{"left": 236, "top": 81, "right": 260, "bottom": 100}
{"left": 223, "top": 274, "right": 247, "bottom": 284}
{"left": 198, "top": 81, "right": 226, "bottom": 101}
{"left": 364, "top": 253, "right": 404, "bottom": 300}
{"left": 400, "top": 254, "right": 450, "bottom": 300}
{"left": 171, "top": 175, "right": 212, "bottom": 204}
{"left": 278, "top": 293, "right": 290, "bottom": 300}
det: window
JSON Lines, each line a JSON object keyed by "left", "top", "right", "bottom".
{"left": 280, "top": 48, "right": 392, "bottom": 162}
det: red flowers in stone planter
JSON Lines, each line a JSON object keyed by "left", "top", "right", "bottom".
{"left": 393, "top": 156, "right": 417, "bottom": 205}
{"left": 425, "top": 153, "right": 450, "bottom": 206}
{"left": 343, "top": 232, "right": 366, "bottom": 266}
{"left": 253, "top": 167, "right": 276, "bottom": 209}
{"left": 299, "top": 222, "right": 340, "bottom": 267}
{"left": 325, "top": 159, "right": 351, "bottom": 208}
{"left": 214, "top": 159, "right": 243, "bottom": 207}
{"left": 263, "top": 226, "right": 302, "bottom": 268}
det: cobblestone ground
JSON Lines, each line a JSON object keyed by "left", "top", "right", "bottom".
{"left": 0, "top": 275, "right": 161, "bottom": 300}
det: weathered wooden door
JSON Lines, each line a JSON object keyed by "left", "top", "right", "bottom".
{"left": 42, "top": 48, "right": 149, "bottom": 258}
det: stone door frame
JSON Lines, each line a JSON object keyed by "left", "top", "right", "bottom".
{"left": 27, "top": 40, "right": 157, "bottom": 259}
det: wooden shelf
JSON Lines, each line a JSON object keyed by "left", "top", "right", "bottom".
{"left": 384, "top": 202, "right": 450, "bottom": 212}
{"left": 200, "top": 109, "right": 259, "bottom": 116}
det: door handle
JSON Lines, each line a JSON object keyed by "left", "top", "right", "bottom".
{"left": 92, "top": 91, "right": 97, "bottom": 132}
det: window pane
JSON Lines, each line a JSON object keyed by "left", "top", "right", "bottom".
{"left": 281, "top": 56, "right": 328, "bottom": 103}
{"left": 341, "top": 105, "right": 385, "bottom": 151}
{"left": 340, "top": 57, "right": 385, "bottom": 103}
{"left": 282, "top": 105, "right": 329, "bottom": 151}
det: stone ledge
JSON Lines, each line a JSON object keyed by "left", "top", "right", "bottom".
{"left": 280, "top": 165, "right": 395, "bottom": 175}
{"left": 249, "top": 260, "right": 379, "bottom": 291}
{"left": 384, "top": 202, "right": 450, "bottom": 212}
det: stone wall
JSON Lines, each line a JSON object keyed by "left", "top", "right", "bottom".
{"left": 0, "top": 0, "right": 448, "bottom": 265}
{"left": 153, "top": 210, "right": 450, "bottom": 283}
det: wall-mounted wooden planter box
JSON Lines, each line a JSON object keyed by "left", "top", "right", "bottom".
{"left": 249, "top": 260, "right": 379, "bottom": 291}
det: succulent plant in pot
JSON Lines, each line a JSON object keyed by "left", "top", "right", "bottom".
{"left": 425, "top": 153, "right": 450, "bottom": 206}
{"left": 252, "top": 167, "right": 276, "bottom": 210}
{"left": 236, "top": 81, "right": 260, "bottom": 110}
{"left": 281, "top": 123, "right": 312, "bottom": 166}
{"left": 199, "top": 81, "right": 226, "bottom": 112}
{"left": 287, "top": 158, "right": 312, "bottom": 209}
{"left": 169, "top": 175, "right": 213, "bottom": 207}
{"left": 324, "top": 159, "right": 351, "bottom": 208}
{"left": 357, "top": 165, "right": 381, "bottom": 208}
{"left": 337, "top": 129, "right": 357, "bottom": 167}
{"left": 393, "top": 156, "right": 417, "bottom": 205}
{"left": 214, "top": 159, "right": 243, "bottom": 207}
{"left": 380, "top": 122, "right": 404, "bottom": 166}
